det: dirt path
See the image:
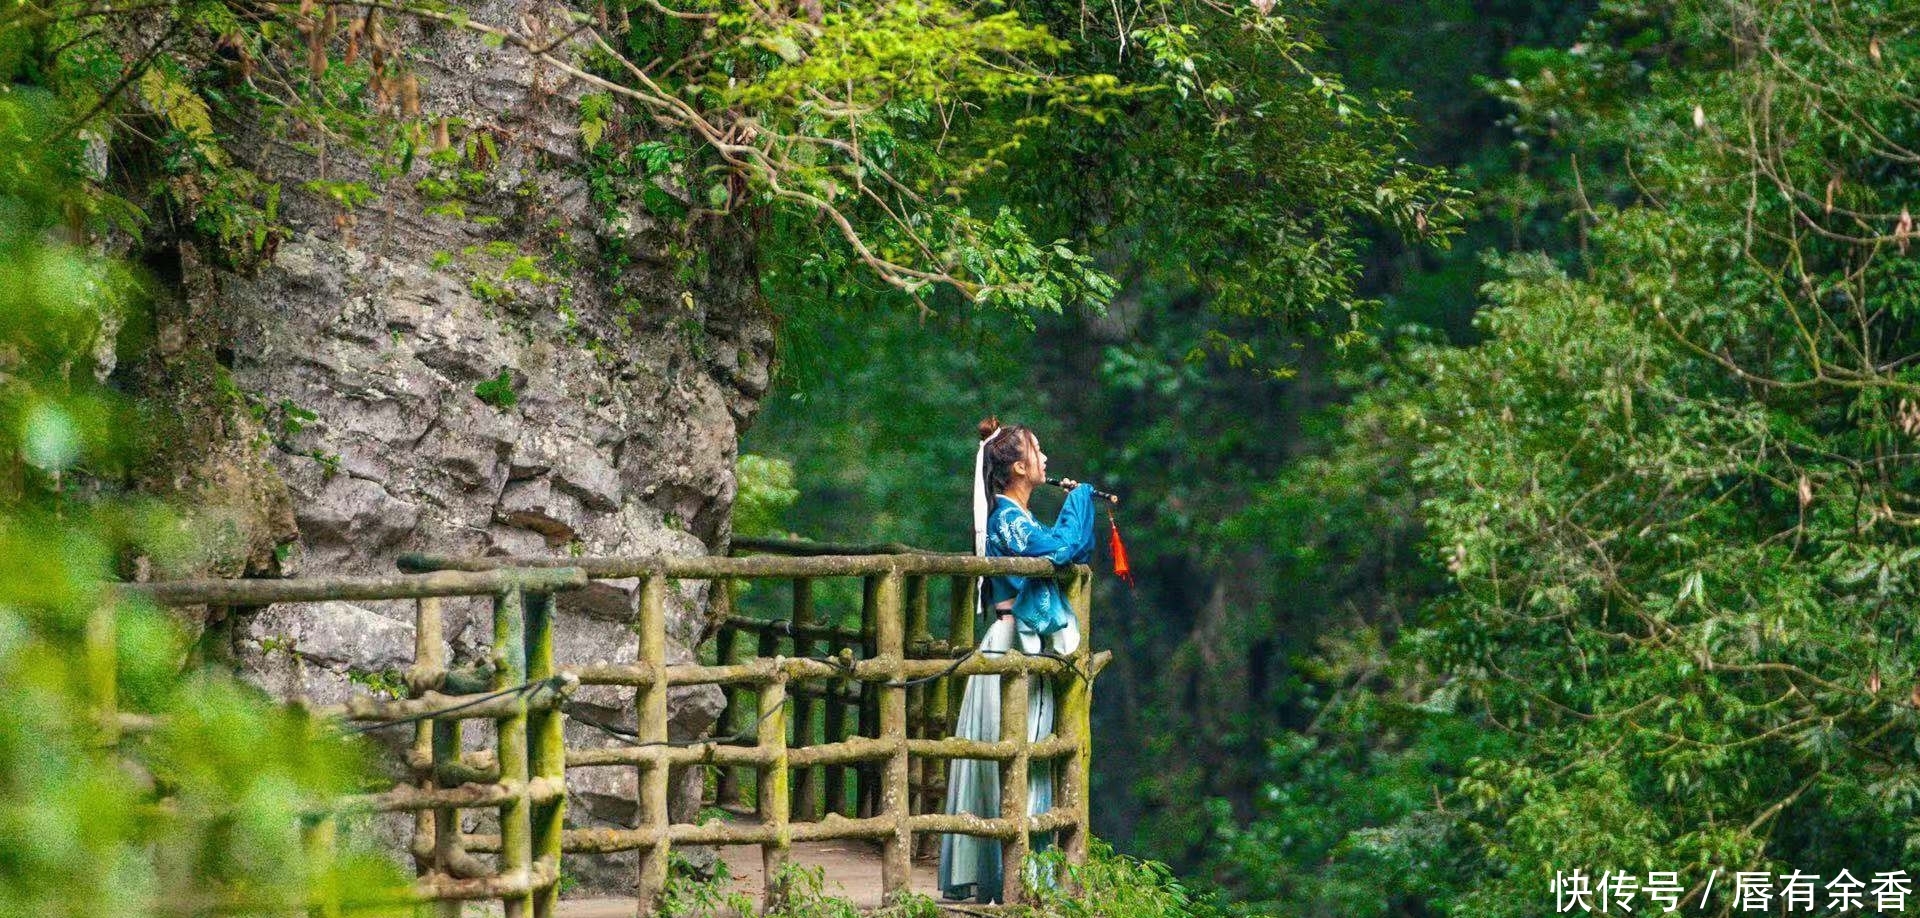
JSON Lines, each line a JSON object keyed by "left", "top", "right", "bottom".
{"left": 554, "top": 831, "right": 944, "bottom": 917}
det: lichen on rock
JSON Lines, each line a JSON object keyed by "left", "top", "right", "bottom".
{"left": 109, "top": 1, "right": 774, "bottom": 894}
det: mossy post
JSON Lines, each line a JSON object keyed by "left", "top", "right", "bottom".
{"left": 902, "top": 572, "right": 933, "bottom": 860}
{"left": 409, "top": 597, "right": 441, "bottom": 879}
{"left": 493, "top": 587, "right": 535, "bottom": 917}
{"left": 192, "top": 603, "right": 234, "bottom": 667}
{"left": 1060, "top": 568, "right": 1094, "bottom": 874}
{"left": 858, "top": 575, "right": 879, "bottom": 817}
{"left": 634, "top": 574, "right": 671, "bottom": 912}
{"left": 714, "top": 622, "right": 743, "bottom": 808}
{"left": 944, "top": 576, "right": 978, "bottom": 726}
{"left": 85, "top": 600, "right": 117, "bottom": 745}
{"left": 875, "top": 570, "right": 913, "bottom": 902}
{"left": 824, "top": 651, "right": 850, "bottom": 816}
{"left": 421, "top": 593, "right": 464, "bottom": 918}
{"left": 758, "top": 673, "right": 792, "bottom": 912}
{"left": 132, "top": 546, "right": 1098, "bottom": 913}
{"left": 998, "top": 651, "right": 1032, "bottom": 906}
{"left": 525, "top": 590, "right": 565, "bottom": 918}
{"left": 754, "top": 618, "right": 780, "bottom": 821}
{"left": 302, "top": 811, "right": 342, "bottom": 918}
{"left": 430, "top": 714, "right": 464, "bottom": 918}
{"left": 790, "top": 579, "right": 820, "bottom": 820}
{"left": 932, "top": 576, "right": 976, "bottom": 857}
{"left": 904, "top": 575, "right": 930, "bottom": 819}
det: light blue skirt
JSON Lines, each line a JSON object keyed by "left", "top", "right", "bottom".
{"left": 937, "top": 616, "right": 1064, "bottom": 903}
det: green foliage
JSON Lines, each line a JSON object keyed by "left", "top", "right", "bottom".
{"left": 301, "top": 180, "right": 377, "bottom": 213}
{"left": 657, "top": 852, "right": 756, "bottom": 917}
{"left": 650, "top": 842, "right": 1219, "bottom": 918}
{"left": 473, "top": 369, "right": 518, "bottom": 410}
{"left": 1030, "top": 840, "right": 1236, "bottom": 917}
{"left": 741, "top": 300, "right": 1034, "bottom": 553}
{"left": 0, "top": 81, "right": 405, "bottom": 918}
{"left": 344, "top": 667, "right": 407, "bottom": 699}
{"left": 733, "top": 453, "right": 800, "bottom": 539}
{"left": 622, "top": 0, "right": 1136, "bottom": 314}
{"left": 1197, "top": 2, "right": 1920, "bottom": 915}
{"left": 742, "top": 2, "right": 1472, "bottom": 884}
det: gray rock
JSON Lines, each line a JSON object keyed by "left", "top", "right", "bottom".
{"left": 245, "top": 600, "right": 417, "bottom": 672}
{"left": 137, "top": 3, "right": 774, "bottom": 896}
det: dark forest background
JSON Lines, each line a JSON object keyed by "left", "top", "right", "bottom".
{"left": 747, "top": 0, "right": 1597, "bottom": 875}
{"left": 742, "top": 1, "right": 1920, "bottom": 914}
{"left": 13, "top": 0, "right": 1920, "bottom": 913}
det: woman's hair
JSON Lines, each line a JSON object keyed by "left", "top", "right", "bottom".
{"left": 978, "top": 416, "right": 1032, "bottom": 498}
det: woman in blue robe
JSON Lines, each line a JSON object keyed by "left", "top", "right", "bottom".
{"left": 939, "top": 417, "right": 1095, "bottom": 903}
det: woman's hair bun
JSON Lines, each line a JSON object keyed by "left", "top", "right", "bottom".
{"left": 977, "top": 416, "right": 1002, "bottom": 441}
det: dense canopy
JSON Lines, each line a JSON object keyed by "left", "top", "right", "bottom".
{"left": 11, "top": 0, "right": 1920, "bottom": 915}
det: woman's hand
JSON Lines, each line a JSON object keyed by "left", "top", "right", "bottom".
{"left": 1057, "top": 477, "right": 1080, "bottom": 490}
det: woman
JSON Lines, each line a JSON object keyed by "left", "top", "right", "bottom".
{"left": 938, "top": 417, "right": 1095, "bottom": 903}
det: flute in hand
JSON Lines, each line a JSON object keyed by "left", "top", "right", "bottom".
{"left": 1048, "top": 477, "right": 1120, "bottom": 504}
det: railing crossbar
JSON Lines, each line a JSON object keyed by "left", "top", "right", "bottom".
{"left": 119, "top": 540, "right": 1098, "bottom": 915}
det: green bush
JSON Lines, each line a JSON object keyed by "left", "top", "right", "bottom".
{"left": 0, "top": 78, "right": 407, "bottom": 918}
{"left": 474, "top": 369, "right": 519, "bottom": 410}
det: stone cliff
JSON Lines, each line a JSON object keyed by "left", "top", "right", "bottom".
{"left": 113, "top": 1, "right": 774, "bottom": 891}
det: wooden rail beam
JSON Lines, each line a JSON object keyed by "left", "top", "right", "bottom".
{"left": 399, "top": 551, "right": 1073, "bottom": 580}
{"left": 118, "top": 567, "right": 588, "bottom": 606}
{"left": 131, "top": 544, "right": 1100, "bottom": 916}
{"left": 569, "top": 650, "right": 1107, "bottom": 688}
{"left": 463, "top": 806, "right": 1082, "bottom": 853}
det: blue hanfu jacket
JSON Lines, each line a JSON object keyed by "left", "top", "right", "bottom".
{"left": 982, "top": 484, "right": 1095, "bottom": 646}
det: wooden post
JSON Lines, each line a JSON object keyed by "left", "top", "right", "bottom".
{"left": 84, "top": 600, "right": 117, "bottom": 745}
{"left": 1059, "top": 568, "right": 1094, "bottom": 872}
{"left": 944, "top": 576, "right": 978, "bottom": 732}
{"left": 824, "top": 656, "right": 850, "bottom": 817}
{"left": 430, "top": 717, "right": 463, "bottom": 918}
{"left": 875, "top": 570, "right": 913, "bottom": 903}
{"left": 905, "top": 575, "right": 929, "bottom": 819}
{"left": 928, "top": 575, "right": 975, "bottom": 858}
{"left": 410, "top": 598, "right": 442, "bottom": 882}
{"left": 302, "top": 812, "right": 342, "bottom": 918}
{"left": 493, "top": 588, "right": 534, "bottom": 918}
{"left": 634, "top": 575, "right": 672, "bottom": 913}
{"left": 898, "top": 572, "right": 929, "bottom": 860}
{"left": 999, "top": 651, "right": 1031, "bottom": 906}
{"left": 192, "top": 603, "right": 234, "bottom": 667}
{"left": 754, "top": 622, "right": 780, "bottom": 821}
{"left": 422, "top": 594, "right": 463, "bottom": 918}
{"left": 790, "top": 579, "right": 820, "bottom": 821}
{"left": 758, "top": 674, "right": 792, "bottom": 913}
{"left": 714, "top": 622, "right": 743, "bottom": 808}
{"left": 524, "top": 590, "right": 565, "bottom": 918}
{"left": 857, "top": 575, "right": 879, "bottom": 818}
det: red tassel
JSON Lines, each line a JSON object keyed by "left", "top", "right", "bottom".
{"left": 1107, "top": 511, "right": 1133, "bottom": 587}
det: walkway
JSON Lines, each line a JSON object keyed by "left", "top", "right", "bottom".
{"left": 556, "top": 835, "right": 942, "bottom": 916}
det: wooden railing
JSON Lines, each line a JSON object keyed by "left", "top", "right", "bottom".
{"left": 116, "top": 541, "right": 1103, "bottom": 916}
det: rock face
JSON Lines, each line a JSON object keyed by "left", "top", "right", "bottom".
{"left": 126, "top": 1, "right": 774, "bottom": 894}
